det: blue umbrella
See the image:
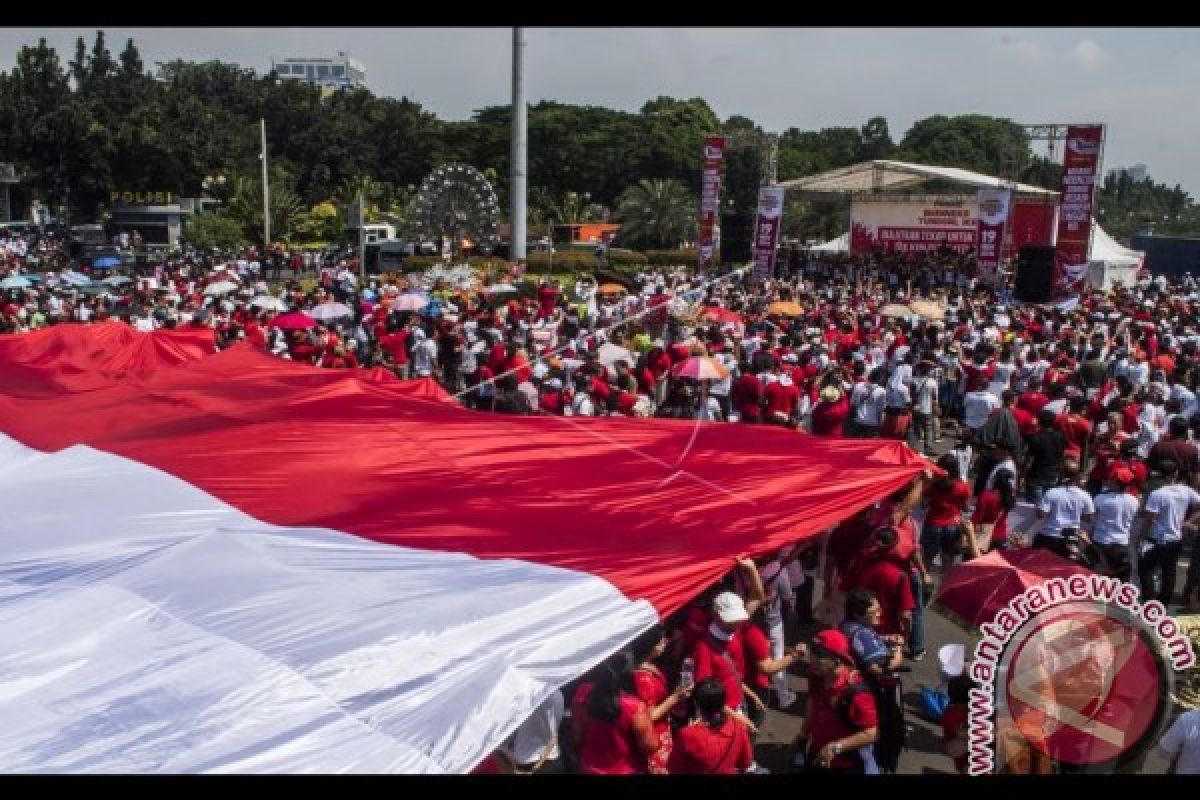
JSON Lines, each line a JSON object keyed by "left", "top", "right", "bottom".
{"left": 93, "top": 256, "right": 122, "bottom": 268}
{"left": 0, "top": 275, "right": 31, "bottom": 289}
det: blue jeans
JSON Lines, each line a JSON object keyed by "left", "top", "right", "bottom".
{"left": 921, "top": 523, "right": 963, "bottom": 567}
{"left": 908, "top": 569, "right": 925, "bottom": 655}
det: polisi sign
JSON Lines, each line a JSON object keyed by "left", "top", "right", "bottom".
{"left": 110, "top": 191, "right": 176, "bottom": 206}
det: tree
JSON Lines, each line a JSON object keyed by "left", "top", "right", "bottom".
{"left": 614, "top": 178, "right": 695, "bottom": 249}
{"left": 858, "top": 116, "right": 893, "bottom": 161}
{"left": 895, "top": 114, "right": 1028, "bottom": 177}
{"left": 183, "top": 212, "right": 247, "bottom": 252}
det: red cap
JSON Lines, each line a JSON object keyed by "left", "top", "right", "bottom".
{"left": 810, "top": 629, "right": 855, "bottom": 666}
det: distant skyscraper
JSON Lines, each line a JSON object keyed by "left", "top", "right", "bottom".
{"left": 270, "top": 52, "right": 366, "bottom": 90}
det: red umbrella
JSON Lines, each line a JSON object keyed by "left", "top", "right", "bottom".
{"left": 933, "top": 549, "right": 1090, "bottom": 631}
{"left": 672, "top": 356, "right": 730, "bottom": 382}
{"left": 270, "top": 311, "right": 316, "bottom": 331}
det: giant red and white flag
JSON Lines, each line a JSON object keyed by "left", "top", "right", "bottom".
{"left": 0, "top": 323, "right": 929, "bottom": 773}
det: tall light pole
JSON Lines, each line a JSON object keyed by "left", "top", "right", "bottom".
{"left": 510, "top": 27, "right": 527, "bottom": 263}
{"left": 260, "top": 118, "right": 270, "bottom": 257}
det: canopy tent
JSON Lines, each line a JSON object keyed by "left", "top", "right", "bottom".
{"left": 809, "top": 232, "right": 849, "bottom": 254}
{"left": 777, "top": 159, "right": 1059, "bottom": 198}
{"left": 1083, "top": 222, "right": 1144, "bottom": 291}
{"left": 0, "top": 324, "right": 930, "bottom": 773}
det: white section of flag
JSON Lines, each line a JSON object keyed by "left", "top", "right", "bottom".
{"left": 0, "top": 435, "right": 657, "bottom": 773}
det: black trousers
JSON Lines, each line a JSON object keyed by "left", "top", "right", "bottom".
{"left": 1032, "top": 533, "right": 1073, "bottom": 560}
{"left": 1139, "top": 540, "right": 1184, "bottom": 606}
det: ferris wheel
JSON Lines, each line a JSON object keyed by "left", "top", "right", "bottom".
{"left": 408, "top": 163, "right": 501, "bottom": 257}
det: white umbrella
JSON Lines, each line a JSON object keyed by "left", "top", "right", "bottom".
{"left": 0, "top": 276, "right": 31, "bottom": 289}
{"left": 596, "top": 342, "right": 634, "bottom": 370}
{"left": 392, "top": 293, "right": 429, "bottom": 312}
{"left": 250, "top": 295, "right": 287, "bottom": 312}
{"left": 60, "top": 271, "right": 91, "bottom": 286}
{"left": 102, "top": 275, "right": 133, "bottom": 286}
{"left": 203, "top": 281, "right": 239, "bottom": 296}
{"left": 309, "top": 303, "right": 354, "bottom": 321}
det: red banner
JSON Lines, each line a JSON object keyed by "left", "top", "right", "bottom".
{"left": 752, "top": 187, "right": 785, "bottom": 280}
{"left": 1053, "top": 125, "right": 1105, "bottom": 297}
{"left": 1005, "top": 202, "right": 1057, "bottom": 257}
{"left": 975, "top": 188, "right": 1010, "bottom": 284}
{"left": 698, "top": 136, "right": 725, "bottom": 270}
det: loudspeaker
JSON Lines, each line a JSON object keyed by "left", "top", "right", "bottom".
{"left": 1014, "top": 246, "right": 1055, "bottom": 303}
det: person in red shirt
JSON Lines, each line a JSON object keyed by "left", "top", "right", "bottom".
{"left": 1056, "top": 395, "right": 1093, "bottom": 466}
{"left": 571, "top": 651, "right": 659, "bottom": 775}
{"left": 538, "top": 378, "right": 566, "bottom": 415}
{"left": 691, "top": 591, "right": 750, "bottom": 715}
{"left": 920, "top": 454, "right": 972, "bottom": 572}
{"left": 940, "top": 675, "right": 974, "bottom": 774}
{"left": 841, "top": 528, "right": 916, "bottom": 640}
{"left": 1017, "top": 377, "right": 1050, "bottom": 417}
{"left": 732, "top": 369, "right": 763, "bottom": 423}
{"left": 536, "top": 280, "right": 558, "bottom": 322}
{"left": 629, "top": 624, "right": 691, "bottom": 774}
{"left": 244, "top": 316, "right": 267, "bottom": 349}
{"left": 763, "top": 373, "right": 800, "bottom": 425}
{"left": 378, "top": 323, "right": 411, "bottom": 378}
{"left": 972, "top": 467, "right": 1017, "bottom": 552}
{"left": 796, "top": 629, "right": 880, "bottom": 773}
{"left": 667, "top": 679, "right": 754, "bottom": 774}
{"left": 811, "top": 384, "right": 850, "bottom": 437}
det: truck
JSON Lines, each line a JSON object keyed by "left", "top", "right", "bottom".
{"left": 363, "top": 239, "right": 416, "bottom": 273}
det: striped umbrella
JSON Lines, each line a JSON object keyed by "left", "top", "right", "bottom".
{"left": 672, "top": 356, "right": 730, "bottom": 382}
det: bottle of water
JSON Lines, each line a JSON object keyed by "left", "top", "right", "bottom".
{"left": 679, "top": 657, "right": 695, "bottom": 689}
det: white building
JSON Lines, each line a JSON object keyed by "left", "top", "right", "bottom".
{"left": 270, "top": 52, "right": 366, "bottom": 90}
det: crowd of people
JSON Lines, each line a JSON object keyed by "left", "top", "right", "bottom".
{"left": 5, "top": 226, "right": 1200, "bottom": 774}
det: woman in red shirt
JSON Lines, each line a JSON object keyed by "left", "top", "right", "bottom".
{"left": 667, "top": 679, "right": 754, "bottom": 774}
{"left": 920, "top": 454, "right": 972, "bottom": 575}
{"left": 629, "top": 624, "right": 691, "bottom": 774}
{"left": 810, "top": 384, "right": 850, "bottom": 437}
{"left": 972, "top": 468, "right": 1016, "bottom": 552}
{"left": 571, "top": 651, "right": 659, "bottom": 775}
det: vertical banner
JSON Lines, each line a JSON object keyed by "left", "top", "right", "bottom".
{"left": 698, "top": 136, "right": 726, "bottom": 271}
{"left": 975, "top": 188, "right": 1011, "bottom": 285}
{"left": 752, "top": 186, "right": 786, "bottom": 281}
{"left": 1053, "top": 124, "right": 1105, "bottom": 298}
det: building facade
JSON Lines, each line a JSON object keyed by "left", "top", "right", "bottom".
{"left": 270, "top": 53, "right": 366, "bottom": 90}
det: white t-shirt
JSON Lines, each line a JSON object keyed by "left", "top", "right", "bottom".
{"left": 1144, "top": 484, "right": 1200, "bottom": 542}
{"left": 851, "top": 383, "right": 886, "bottom": 426}
{"left": 963, "top": 390, "right": 1001, "bottom": 430}
{"left": 570, "top": 392, "right": 595, "bottom": 417}
{"left": 1091, "top": 491, "right": 1140, "bottom": 546}
{"left": 1038, "top": 486, "right": 1095, "bottom": 537}
{"left": 913, "top": 375, "right": 939, "bottom": 414}
{"left": 412, "top": 338, "right": 438, "bottom": 377}
{"left": 1159, "top": 709, "right": 1200, "bottom": 775}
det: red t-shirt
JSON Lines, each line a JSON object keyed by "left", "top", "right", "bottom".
{"left": 924, "top": 480, "right": 971, "bottom": 528}
{"left": 972, "top": 489, "right": 1009, "bottom": 545}
{"left": 504, "top": 355, "right": 532, "bottom": 384}
{"left": 810, "top": 396, "right": 850, "bottom": 437}
{"left": 1017, "top": 391, "right": 1049, "bottom": 416}
{"left": 539, "top": 390, "right": 565, "bottom": 415}
{"left": 806, "top": 671, "right": 879, "bottom": 770}
{"left": 632, "top": 667, "right": 671, "bottom": 735}
{"left": 739, "top": 623, "right": 772, "bottom": 691}
{"left": 649, "top": 352, "right": 672, "bottom": 380}
{"left": 668, "top": 716, "right": 753, "bottom": 774}
{"left": 764, "top": 380, "right": 800, "bottom": 418}
{"left": 1009, "top": 405, "right": 1037, "bottom": 437}
{"left": 379, "top": 330, "right": 410, "bottom": 365}
{"left": 692, "top": 633, "right": 746, "bottom": 709}
{"left": 843, "top": 557, "right": 915, "bottom": 636}
{"left": 573, "top": 684, "right": 649, "bottom": 775}
{"left": 1057, "top": 413, "right": 1092, "bottom": 454}
{"left": 733, "top": 374, "right": 763, "bottom": 421}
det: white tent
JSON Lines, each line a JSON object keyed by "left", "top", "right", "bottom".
{"left": 1085, "top": 222, "right": 1144, "bottom": 290}
{"left": 777, "top": 159, "right": 1059, "bottom": 199}
{"left": 809, "top": 232, "right": 849, "bottom": 254}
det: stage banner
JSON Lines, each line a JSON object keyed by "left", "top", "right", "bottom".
{"left": 849, "top": 196, "right": 979, "bottom": 256}
{"left": 752, "top": 186, "right": 786, "bottom": 280}
{"left": 698, "top": 136, "right": 726, "bottom": 270}
{"left": 975, "top": 188, "right": 1011, "bottom": 284}
{"left": 1053, "top": 125, "right": 1105, "bottom": 298}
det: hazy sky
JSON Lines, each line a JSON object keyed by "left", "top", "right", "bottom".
{"left": 4, "top": 27, "right": 1199, "bottom": 194}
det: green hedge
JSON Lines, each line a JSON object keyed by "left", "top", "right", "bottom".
{"left": 643, "top": 249, "right": 699, "bottom": 267}
{"left": 523, "top": 249, "right": 648, "bottom": 274}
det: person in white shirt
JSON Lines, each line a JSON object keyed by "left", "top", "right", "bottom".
{"left": 911, "top": 362, "right": 940, "bottom": 455}
{"left": 410, "top": 329, "right": 438, "bottom": 377}
{"left": 963, "top": 378, "right": 1001, "bottom": 432}
{"left": 1137, "top": 461, "right": 1200, "bottom": 606}
{"left": 1158, "top": 709, "right": 1200, "bottom": 775}
{"left": 1034, "top": 463, "right": 1095, "bottom": 559}
{"left": 1090, "top": 472, "right": 1140, "bottom": 581}
{"left": 849, "top": 370, "right": 887, "bottom": 438}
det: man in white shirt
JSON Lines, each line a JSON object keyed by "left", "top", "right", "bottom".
{"left": 1091, "top": 472, "right": 1140, "bottom": 581}
{"left": 849, "top": 371, "right": 887, "bottom": 438}
{"left": 1137, "top": 461, "right": 1200, "bottom": 606}
{"left": 963, "top": 378, "right": 1001, "bottom": 432}
{"left": 1158, "top": 709, "right": 1200, "bottom": 775}
{"left": 410, "top": 329, "right": 438, "bottom": 378}
{"left": 1035, "top": 464, "right": 1095, "bottom": 559}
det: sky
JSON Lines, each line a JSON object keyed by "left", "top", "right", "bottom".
{"left": 3, "top": 27, "right": 1199, "bottom": 195}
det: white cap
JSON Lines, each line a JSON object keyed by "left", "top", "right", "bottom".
{"left": 938, "top": 643, "right": 966, "bottom": 680}
{"left": 713, "top": 591, "right": 749, "bottom": 624}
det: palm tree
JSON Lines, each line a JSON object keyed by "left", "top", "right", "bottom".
{"left": 614, "top": 178, "right": 695, "bottom": 249}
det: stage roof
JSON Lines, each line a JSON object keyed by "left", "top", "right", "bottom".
{"left": 776, "top": 159, "right": 1060, "bottom": 198}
